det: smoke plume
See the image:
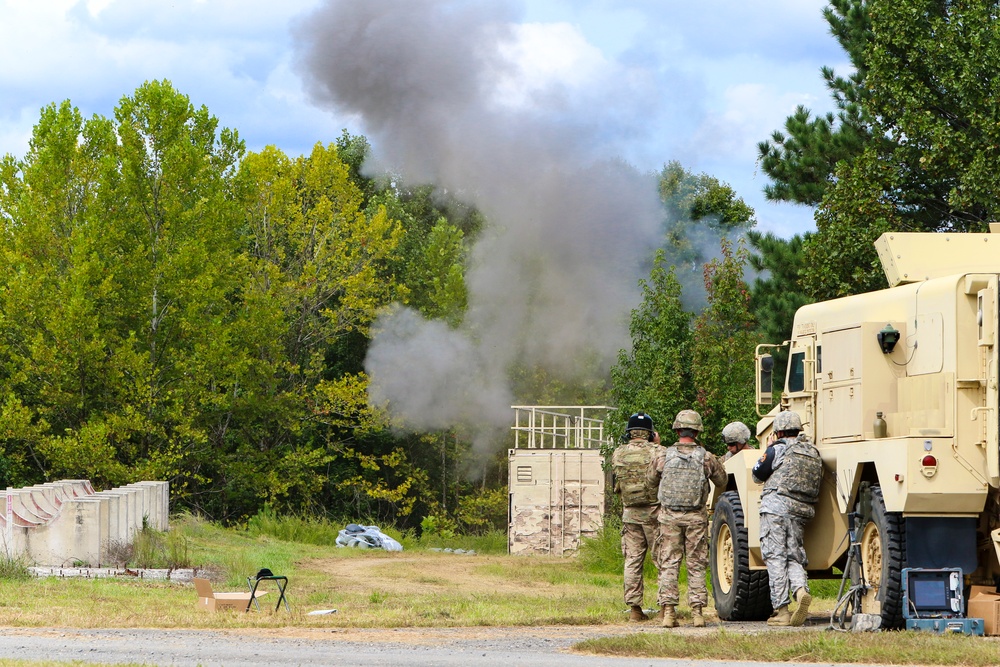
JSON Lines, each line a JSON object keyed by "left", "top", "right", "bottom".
{"left": 293, "top": 0, "right": 671, "bottom": 445}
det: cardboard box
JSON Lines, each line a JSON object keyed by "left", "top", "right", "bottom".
{"left": 967, "top": 585, "right": 1000, "bottom": 636}
{"left": 193, "top": 577, "right": 263, "bottom": 612}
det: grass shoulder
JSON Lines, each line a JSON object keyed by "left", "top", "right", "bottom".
{"left": 576, "top": 627, "right": 1000, "bottom": 665}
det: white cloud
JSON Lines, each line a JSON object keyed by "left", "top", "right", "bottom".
{"left": 492, "top": 22, "right": 608, "bottom": 110}
{"left": 0, "top": 0, "right": 843, "bottom": 236}
{"left": 692, "top": 82, "right": 823, "bottom": 159}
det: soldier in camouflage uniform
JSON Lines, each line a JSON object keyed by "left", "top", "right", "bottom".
{"left": 722, "top": 421, "right": 754, "bottom": 461}
{"left": 611, "top": 412, "right": 667, "bottom": 621}
{"left": 647, "top": 410, "right": 727, "bottom": 628}
{"left": 752, "top": 410, "right": 823, "bottom": 627}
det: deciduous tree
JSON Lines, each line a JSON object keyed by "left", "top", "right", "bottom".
{"left": 691, "top": 239, "right": 761, "bottom": 454}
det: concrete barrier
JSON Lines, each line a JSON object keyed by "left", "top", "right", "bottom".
{"left": 0, "top": 479, "right": 169, "bottom": 566}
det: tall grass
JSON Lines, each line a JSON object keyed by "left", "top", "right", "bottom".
{"left": 244, "top": 506, "right": 508, "bottom": 554}
{"left": 245, "top": 506, "right": 343, "bottom": 545}
{"left": 0, "top": 553, "right": 31, "bottom": 581}
{"left": 578, "top": 516, "right": 659, "bottom": 581}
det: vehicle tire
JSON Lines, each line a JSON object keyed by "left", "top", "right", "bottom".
{"left": 711, "top": 490, "right": 772, "bottom": 620}
{"left": 854, "top": 485, "right": 906, "bottom": 629}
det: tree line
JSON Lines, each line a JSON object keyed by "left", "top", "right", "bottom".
{"left": 2, "top": 0, "right": 994, "bottom": 529}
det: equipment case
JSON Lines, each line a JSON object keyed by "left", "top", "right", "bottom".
{"left": 901, "top": 568, "right": 984, "bottom": 636}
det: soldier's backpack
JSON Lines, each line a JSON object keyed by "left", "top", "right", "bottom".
{"left": 658, "top": 446, "right": 706, "bottom": 511}
{"left": 614, "top": 444, "right": 659, "bottom": 507}
{"left": 776, "top": 438, "right": 823, "bottom": 505}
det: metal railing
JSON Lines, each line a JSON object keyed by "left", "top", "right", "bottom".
{"left": 510, "top": 405, "right": 613, "bottom": 450}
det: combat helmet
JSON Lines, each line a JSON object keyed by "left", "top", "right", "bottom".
{"left": 774, "top": 410, "right": 803, "bottom": 433}
{"left": 672, "top": 409, "right": 703, "bottom": 432}
{"left": 722, "top": 421, "right": 751, "bottom": 445}
{"left": 626, "top": 412, "right": 654, "bottom": 436}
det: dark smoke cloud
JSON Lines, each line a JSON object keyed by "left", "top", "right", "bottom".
{"left": 294, "top": 0, "right": 670, "bottom": 446}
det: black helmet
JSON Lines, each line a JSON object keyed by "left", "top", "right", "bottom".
{"left": 627, "top": 412, "right": 654, "bottom": 434}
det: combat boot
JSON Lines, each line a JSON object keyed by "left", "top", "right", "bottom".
{"left": 657, "top": 606, "right": 666, "bottom": 623}
{"left": 629, "top": 605, "right": 649, "bottom": 622}
{"left": 767, "top": 605, "right": 792, "bottom": 626}
{"left": 691, "top": 606, "right": 705, "bottom": 627}
{"left": 791, "top": 588, "right": 812, "bottom": 626}
{"left": 661, "top": 605, "right": 678, "bottom": 628}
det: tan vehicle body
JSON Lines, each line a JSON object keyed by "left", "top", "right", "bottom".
{"left": 711, "top": 229, "right": 1000, "bottom": 626}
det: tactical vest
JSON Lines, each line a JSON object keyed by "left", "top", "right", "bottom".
{"left": 614, "top": 443, "right": 659, "bottom": 507}
{"left": 658, "top": 446, "right": 706, "bottom": 511}
{"left": 766, "top": 438, "right": 823, "bottom": 506}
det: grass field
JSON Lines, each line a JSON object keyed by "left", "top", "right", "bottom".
{"left": 1, "top": 513, "right": 997, "bottom": 665}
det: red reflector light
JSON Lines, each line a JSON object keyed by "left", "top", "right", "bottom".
{"left": 922, "top": 455, "right": 937, "bottom": 467}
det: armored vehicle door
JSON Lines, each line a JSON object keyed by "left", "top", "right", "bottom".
{"left": 975, "top": 278, "right": 1000, "bottom": 486}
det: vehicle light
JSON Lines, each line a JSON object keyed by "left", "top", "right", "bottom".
{"left": 921, "top": 454, "right": 938, "bottom": 479}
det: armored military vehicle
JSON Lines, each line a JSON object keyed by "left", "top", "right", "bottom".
{"left": 710, "top": 228, "right": 1000, "bottom": 629}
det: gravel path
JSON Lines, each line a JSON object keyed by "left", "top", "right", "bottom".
{"left": 0, "top": 621, "right": 884, "bottom": 667}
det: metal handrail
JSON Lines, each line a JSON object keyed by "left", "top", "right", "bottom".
{"left": 510, "top": 405, "right": 613, "bottom": 450}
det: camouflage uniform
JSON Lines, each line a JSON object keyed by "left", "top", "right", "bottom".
{"left": 753, "top": 435, "right": 821, "bottom": 611}
{"left": 647, "top": 442, "right": 727, "bottom": 608}
{"left": 612, "top": 436, "right": 666, "bottom": 607}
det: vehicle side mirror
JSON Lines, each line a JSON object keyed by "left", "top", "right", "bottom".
{"left": 757, "top": 354, "right": 773, "bottom": 404}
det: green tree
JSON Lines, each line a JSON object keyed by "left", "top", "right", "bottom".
{"left": 746, "top": 231, "right": 813, "bottom": 394}
{"left": 691, "top": 238, "right": 762, "bottom": 454}
{"left": 803, "top": 0, "right": 999, "bottom": 299}
{"left": 0, "top": 100, "right": 120, "bottom": 486}
{"left": 747, "top": 230, "right": 812, "bottom": 346}
{"left": 234, "top": 141, "right": 409, "bottom": 518}
{"left": 864, "top": 0, "right": 1000, "bottom": 226}
{"left": 660, "top": 161, "right": 756, "bottom": 269}
{"left": 608, "top": 250, "right": 693, "bottom": 447}
{"left": 0, "top": 82, "right": 250, "bottom": 493}
{"left": 758, "top": 0, "right": 873, "bottom": 206}
{"left": 0, "top": 83, "right": 432, "bottom": 522}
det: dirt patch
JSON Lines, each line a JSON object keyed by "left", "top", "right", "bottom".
{"left": 300, "top": 553, "right": 573, "bottom": 596}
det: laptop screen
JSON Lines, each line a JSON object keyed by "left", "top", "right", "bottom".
{"left": 910, "top": 577, "right": 948, "bottom": 610}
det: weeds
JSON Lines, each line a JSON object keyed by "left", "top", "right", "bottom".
{"left": 101, "top": 525, "right": 192, "bottom": 569}
{"left": 578, "top": 515, "right": 658, "bottom": 580}
{"left": 0, "top": 553, "right": 31, "bottom": 581}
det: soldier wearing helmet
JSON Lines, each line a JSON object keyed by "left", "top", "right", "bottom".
{"left": 752, "top": 410, "right": 823, "bottom": 627}
{"left": 721, "top": 421, "right": 754, "bottom": 461}
{"left": 611, "top": 412, "right": 667, "bottom": 622}
{"left": 646, "top": 409, "right": 726, "bottom": 628}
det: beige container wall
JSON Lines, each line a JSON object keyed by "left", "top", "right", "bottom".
{"left": 0, "top": 480, "right": 169, "bottom": 566}
{"left": 508, "top": 449, "right": 605, "bottom": 556}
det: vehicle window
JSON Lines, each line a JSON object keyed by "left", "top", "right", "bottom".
{"left": 816, "top": 345, "right": 822, "bottom": 374}
{"left": 788, "top": 351, "right": 805, "bottom": 392}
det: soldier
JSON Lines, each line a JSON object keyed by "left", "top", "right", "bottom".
{"left": 722, "top": 421, "right": 754, "bottom": 461}
{"left": 752, "top": 410, "right": 823, "bottom": 627}
{"left": 647, "top": 409, "right": 727, "bottom": 628}
{"left": 611, "top": 412, "right": 667, "bottom": 622}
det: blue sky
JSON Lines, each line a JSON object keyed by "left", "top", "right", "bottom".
{"left": 0, "top": 0, "right": 844, "bottom": 238}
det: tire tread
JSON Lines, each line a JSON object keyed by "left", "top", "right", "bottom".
{"left": 712, "top": 490, "right": 772, "bottom": 621}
